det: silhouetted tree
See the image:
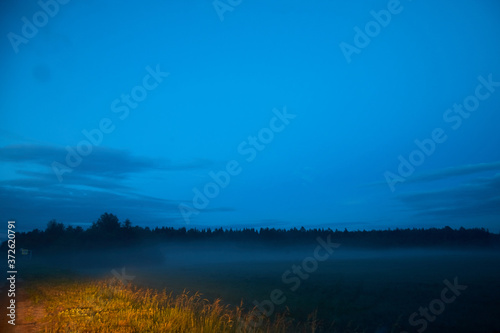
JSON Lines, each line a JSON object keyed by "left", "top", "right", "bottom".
{"left": 46, "top": 219, "right": 65, "bottom": 234}
{"left": 93, "top": 212, "right": 120, "bottom": 233}
{"left": 124, "top": 219, "right": 132, "bottom": 229}
{"left": 3, "top": 212, "right": 499, "bottom": 253}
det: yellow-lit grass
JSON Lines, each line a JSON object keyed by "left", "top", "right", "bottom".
{"left": 27, "top": 277, "right": 312, "bottom": 333}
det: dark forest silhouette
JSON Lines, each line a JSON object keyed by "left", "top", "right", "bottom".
{"left": 2, "top": 213, "right": 500, "bottom": 254}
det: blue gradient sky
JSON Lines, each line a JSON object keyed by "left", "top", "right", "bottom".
{"left": 1, "top": 0, "right": 500, "bottom": 233}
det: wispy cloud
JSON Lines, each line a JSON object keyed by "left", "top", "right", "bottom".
{"left": 0, "top": 144, "right": 212, "bottom": 178}
{"left": 398, "top": 174, "right": 500, "bottom": 219}
{"left": 0, "top": 184, "right": 237, "bottom": 231}
{"left": 366, "top": 161, "right": 500, "bottom": 188}
{"left": 2, "top": 170, "right": 132, "bottom": 191}
{"left": 0, "top": 144, "right": 223, "bottom": 228}
{"left": 0, "top": 185, "right": 180, "bottom": 230}
{"left": 0, "top": 144, "right": 62, "bottom": 164}
{"left": 407, "top": 161, "right": 500, "bottom": 183}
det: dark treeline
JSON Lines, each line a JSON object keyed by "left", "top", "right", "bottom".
{"left": 3, "top": 212, "right": 500, "bottom": 253}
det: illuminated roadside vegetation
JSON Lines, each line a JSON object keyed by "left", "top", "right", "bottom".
{"left": 26, "top": 277, "right": 323, "bottom": 333}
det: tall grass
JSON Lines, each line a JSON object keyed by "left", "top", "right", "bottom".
{"left": 26, "top": 277, "right": 323, "bottom": 333}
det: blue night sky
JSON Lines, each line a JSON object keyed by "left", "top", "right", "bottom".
{"left": 1, "top": 0, "right": 500, "bottom": 234}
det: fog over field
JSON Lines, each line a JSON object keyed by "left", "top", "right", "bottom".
{"left": 6, "top": 240, "right": 496, "bottom": 333}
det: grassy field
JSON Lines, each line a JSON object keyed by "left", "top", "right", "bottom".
{"left": 3, "top": 244, "right": 500, "bottom": 332}
{"left": 18, "top": 277, "right": 315, "bottom": 332}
